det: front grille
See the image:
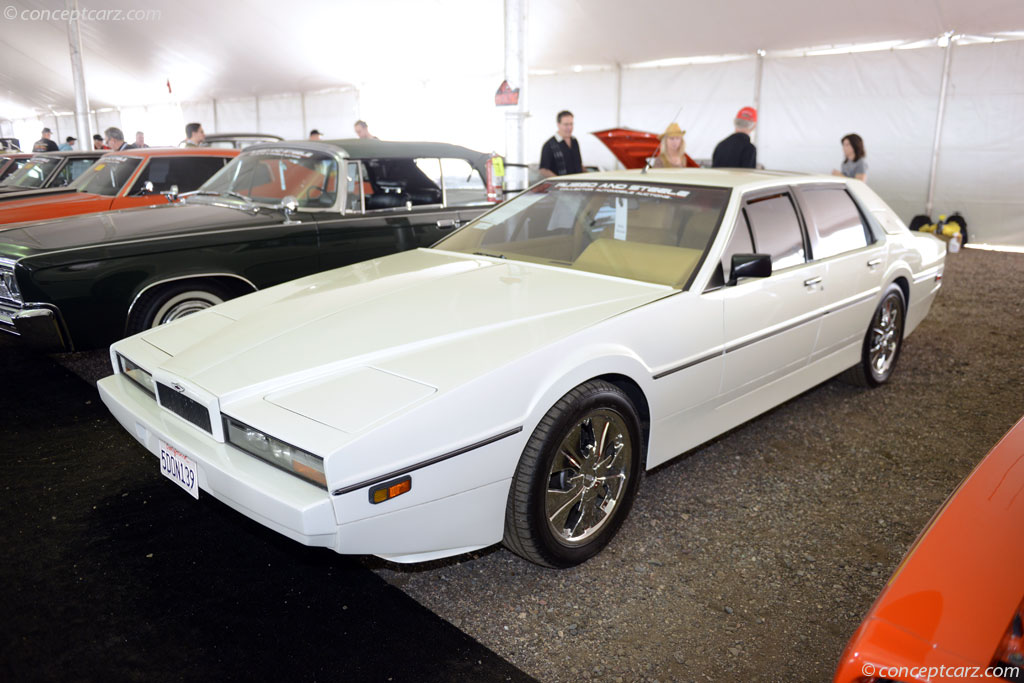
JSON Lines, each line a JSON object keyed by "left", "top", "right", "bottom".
{"left": 157, "top": 383, "right": 212, "bottom": 433}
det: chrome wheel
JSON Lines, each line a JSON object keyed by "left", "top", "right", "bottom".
{"left": 545, "top": 409, "right": 633, "bottom": 546}
{"left": 868, "top": 292, "right": 902, "bottom": 380}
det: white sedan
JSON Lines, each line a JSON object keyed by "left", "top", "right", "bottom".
{"left": 98, "top": 169, "right": 945, "bottom": 567}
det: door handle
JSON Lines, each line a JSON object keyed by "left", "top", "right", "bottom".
{"left": 436, "top": 218, "right": 461, "bottom": 229}
{"left": 866, "top": 258, "right": 882, "bottom": 268}
{"left": 803, "top": 276, "right": 823, "bottom": 287}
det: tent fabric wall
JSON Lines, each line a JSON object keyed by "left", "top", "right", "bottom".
{"left": 529, "top": 43, "right": 1022, "bottom": 246}
{"left": 933, "top": 40, "right": 1024, "bottom": 246}
{"left": 759, "top": 48, "right": 945, "bottom": 225}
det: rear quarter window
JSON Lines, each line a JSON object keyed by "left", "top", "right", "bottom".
{"left": 798, "top": 187, "right": 870, "bottom": 260}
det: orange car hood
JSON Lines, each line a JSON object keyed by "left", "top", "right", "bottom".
{"left": 837, "top": 417, "right": 1024, "bottom": 677}
{"left": 0, "top": 190, "right": 115, "bottom": 226}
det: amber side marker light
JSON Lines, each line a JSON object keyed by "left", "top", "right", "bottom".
{"left": 370, "top": 476, "right": 412, "bottom": 504}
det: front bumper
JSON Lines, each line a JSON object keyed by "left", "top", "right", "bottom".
{"left": 0, "top": 303, "right": 72, "bottom": 351}
{"left": 98, "top": 371, "right": 511, "bottom": 562}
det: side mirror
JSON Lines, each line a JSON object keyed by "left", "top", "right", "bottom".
{"left": 139, "top": 180, "right": 154, "bottom": 195}
{"left": 280, "top": 195, "right": 299, "bottom": 221}
{"left": 161, "top": 184, "right": 180, "bottom": 202}
{"left": 727, "top": 253, "right": 772, "bottom": 286}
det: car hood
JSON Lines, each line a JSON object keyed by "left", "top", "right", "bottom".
{"left": 0, "top": 201, "right": 280, "bottom": 256}
{"left": 142, "top": 248, "right": 672, "bottom": 400}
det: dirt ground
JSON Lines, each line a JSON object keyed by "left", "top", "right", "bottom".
{"left": 368, "top": 247, "right": 1024, "bottom": 682}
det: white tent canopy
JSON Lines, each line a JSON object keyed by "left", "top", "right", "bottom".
{"left": 1, "top": 0, "right": 1023, "bottom": 244}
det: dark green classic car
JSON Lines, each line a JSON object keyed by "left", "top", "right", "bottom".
{"left": 0, "top": 139, "right": 500, "bottom": 351}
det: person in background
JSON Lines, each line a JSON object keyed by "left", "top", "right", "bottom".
{"left": 539, "top": 110, "right": 583, "bottom": 178}
{"left": 93, "top": 134, "right": 108, "bottom": 150}
{"left": 832, "top": 133, "right": 868, "bottom": 182}
{"left": 104, "top": 127, "right": 129, "bottom": 151}
{"left": 711, "top": 107, "right": 757, "bottom": 169}
{"left": 58, "top": 136, "right": 76, "bottom": 151}
{"left": 183, "top": 122, "right": 205, "bottom": 147}
{"left": 126, "top": 131, "right": 148, "bottom": 149}
{"left": 309, "top": 129, "right": 323, "bottom": 141}
{"left": 32, "top": 127, "right": 59, "bottom": 152}
{"left": 651, "top": 123, "right": 699, "bottom": 168}
{"left": 353, "top": 120, "right": 376, "bottom": 139}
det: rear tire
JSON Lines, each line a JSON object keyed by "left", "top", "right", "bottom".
{"left": 841, "top": 284, "right": 906, "bottom": 388}
{"left": 126, "top": 281, "right": 237, "bottom": 334}
{"left": 503, "top": 380, "right": 642, "bottom": 568}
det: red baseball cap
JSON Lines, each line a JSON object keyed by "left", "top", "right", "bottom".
{"left": 736, "top": 106, "right": 758, "bottom": 123}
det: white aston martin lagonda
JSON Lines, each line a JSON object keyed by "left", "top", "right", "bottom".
{"left": 98, "top": 169, "right": 945, "bottom": 567}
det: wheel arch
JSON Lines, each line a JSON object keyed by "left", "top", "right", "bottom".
{"left": 124, "top": 273, "right": 257, "bottom": 334}
{"left": 595, "top": 372, "right": 651, "bottom": 468}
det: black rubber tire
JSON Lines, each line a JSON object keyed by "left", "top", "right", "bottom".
{"left": 841, "top": 284, "right": 906, "bottom": 388}
{"left": 908, "top": 214, "right": 931, "bottom": 232}
{"left": 126, "top": 280, "right": 238, "bottom": 335}
{"left": 503, "top": 379, "right": 642, "bottom": 568}
{"left": 946, "top": 213, "right": 968, "bottom": 244}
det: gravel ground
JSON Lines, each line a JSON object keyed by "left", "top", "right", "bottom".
{"left": 55, "top": 246, "right": 1024, "bottom": 682}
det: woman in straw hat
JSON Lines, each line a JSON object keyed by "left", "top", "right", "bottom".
{"left": 652, "top": 122, "right": 699, "bottom": 168}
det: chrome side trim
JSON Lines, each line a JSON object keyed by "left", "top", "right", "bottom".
{"left": 124, "top": 272, "right": 258, "bottom": 334}
{"left": 723, "top": 313, "right": 821, "bottom": 355}
{"left": 331, "top": 427, "right": 524, "bottom": 496}
{"left": 653, "top": 351, "right": 724, "bottom": 380}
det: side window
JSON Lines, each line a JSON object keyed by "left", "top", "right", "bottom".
{"left": 720, "top": 213, "right": 755, "bottom": 281}
{"left": 744, "top": 193, "right": 805, "bottom": 270}
{"left": 439, "top": 158, "right": 486, "bottom": 206}
{"left": 799, "top": 187, "right": 870, "bottom": 260}
{"left": 66, "top": 158, "right": 97, "bottom": 184}
{"left": 345, "top": 161, "right": 364, "bottom": 212}
{"left": 130, "top": 157, "right": 229, "bottom": 195}
{"left": 362, "top": 158, "right": 442, "bottom": 209}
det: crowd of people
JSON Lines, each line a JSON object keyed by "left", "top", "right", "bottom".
{"left": 537, "top": 106, "right": 868, "bottom": 183}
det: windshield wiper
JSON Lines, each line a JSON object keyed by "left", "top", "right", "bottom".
{"left": 183, "top": 190, "right": 257, "bottom": 212}
{"left": 473, "top": 251, "right": 506, "bottom": 259}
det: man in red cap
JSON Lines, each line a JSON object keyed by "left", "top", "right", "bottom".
{"left": 712, "top": 106, "right": 758, "bottom": 169}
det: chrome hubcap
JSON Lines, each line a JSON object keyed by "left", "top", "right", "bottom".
{"left": 869, "top": 294, "right": 902, "bottom": 377}
{"left": 545, "top": 409, "right": 632, "bottom": 546}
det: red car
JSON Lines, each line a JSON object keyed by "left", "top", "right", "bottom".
{"left": 592, "top": 127, "right": 699, "bottom": 169}
{"left": 0, "top": 147, "right": 238, "bottom": 226}
{"left": 834, "top": 417, "right": 1024, "bottom": 682}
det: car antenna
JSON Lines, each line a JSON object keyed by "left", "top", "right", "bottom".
{"left": 642, "top": 103, "right": 686, "bottom": 174}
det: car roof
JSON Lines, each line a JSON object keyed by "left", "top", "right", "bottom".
{"left": 99, "top": 147, "right": 239, "bottom": 158}
{"left": 205, "top": 133, "right": 284, "bottom": 140}
{"left": 245, "top": 138, "right": 490, "bottom": 165}
{"left": 27, "top": 150, "right": 105, "bottom": 159}
{"left": 559, "top": 167, "right": 841, "bottom": 191}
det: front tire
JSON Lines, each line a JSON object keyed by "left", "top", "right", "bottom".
{"left": 503, "top": 380, "right": 642, "bottom": 568}
{"left": 841, "top": 284, "right": 906, "bottom": 387}
{"left": 126, "top": 281, "right": 236, "bottom": 334}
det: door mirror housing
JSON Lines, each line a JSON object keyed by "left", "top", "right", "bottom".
{"left": 728, "top": 253, "right": 772, "bottom": 286}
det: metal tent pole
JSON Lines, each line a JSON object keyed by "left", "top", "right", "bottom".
{"left": 925, "top": 32, "right": 956, "bottom": 217}
{"left": 504, "top": 0, "right": 528, "bottom": 188}
{"left": 65, "top": 0, "right": 92, "bottom": 150}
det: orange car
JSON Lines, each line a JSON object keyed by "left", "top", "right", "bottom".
{"left": 834, "top": 417, "right": 1024, "bottom": 683}
{"left": 0, "top": 147, "right": 238, "bottom": 226}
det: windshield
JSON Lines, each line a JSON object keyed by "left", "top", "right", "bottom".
{"left": 435, "top": 179, "right": 730, "bottom": 288}
{"left": 197, "top": 148, "right": 339, "bottom": 208}
{"left": 0, "top": 156, "right": 61, "bottom": 188}
{"left": 70, "top": 156, "right": 142, "bottom": 196}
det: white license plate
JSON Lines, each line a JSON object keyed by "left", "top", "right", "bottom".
{"left": 159, "top": 439, "right": 199, "bottom": 499}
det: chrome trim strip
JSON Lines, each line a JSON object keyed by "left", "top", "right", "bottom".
{"left": 824, "top": 289, "right": 877, "bottom": 315}
{"left": 653, "top": 350, "right": 724, "bottom": 380}
{"left": 724, "top": 313, "right": 822, "bottom": 355}
{"left": 913, "top": 266, "right": 942, "bottom": 284}
{"left": 124, "top": 272, "right": 258, "bottom": 334}
{"left": 331, "top": 427, "right": 524, "bottom": 496}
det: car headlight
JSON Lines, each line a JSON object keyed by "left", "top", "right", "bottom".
{"left": 0, "top": 263, "right": 22, "bottom": 304}
{"left": 117, "top": 353, "right": 156, "bottom": 397}
{"left": 223, "top": 416, "right": 326, "bottom": 488}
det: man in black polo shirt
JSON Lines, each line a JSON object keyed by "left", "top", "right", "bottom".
{"left": 32, "top": 127, "right": 59, "bottom": 152}
{"left": 539, "top": 110, "right": 583, "bottom": 177}
{"left": 711, "top": 106, "right": 758, "bottom": 169}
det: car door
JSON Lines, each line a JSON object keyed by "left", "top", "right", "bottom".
{"left": 794, "top": 184, "right": 888, "bottom": 363}
{"left": 315, "top": 158, "right": 490, "bottom": 271}
{"left": 718, "top": 188, "right": 825, "bottom": 399}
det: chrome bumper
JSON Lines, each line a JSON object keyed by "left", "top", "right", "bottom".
{"left": 0, "top": 304, "right": 72, "bottom": 351}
